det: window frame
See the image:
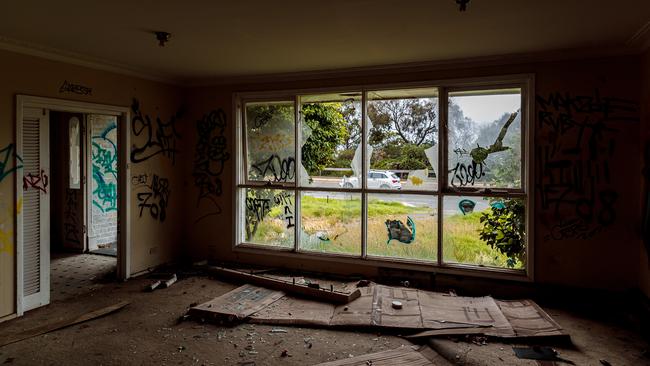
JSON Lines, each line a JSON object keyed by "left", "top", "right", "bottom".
{"left": 233, "top": 74, "right": 534, "bottom": 281}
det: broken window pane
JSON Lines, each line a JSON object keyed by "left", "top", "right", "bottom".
{"left": 366, "top": 193, "right": 438, "bottom": 261}
{"left": 242, "top": 188, "right": 295, "bottom": 247}
{"left": 299, "top": 93, "right": 362, "bottom": 189}
{"left": 245, "top": 102, "right": 296, "bottom": 183}
{"left": 442, "top": 195, "right": 526, "bottom": 269}
{"left": 447, "top": 89, "right": 522, "bottom": 189}
{"left": 367, "top": 88, "right": 439, "bottom": 191}
{"left": 299, "top": 191, "right": 361, "bottom": 255}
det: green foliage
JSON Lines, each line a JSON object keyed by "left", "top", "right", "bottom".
{"left": 301, "top": 103, "right": 347, "bottom": 175}
{"left": 332, "top": 148, "right": 355, "bottom": 169}
{"left": 478, "top": 198, "right": 525, "bottom": 267}
{"left": 372, "top": 143, "right": 432, "bottom": 170}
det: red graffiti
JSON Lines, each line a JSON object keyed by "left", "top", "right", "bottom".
{"left": 23, "top": 170, "right": 48, "bottom": 193}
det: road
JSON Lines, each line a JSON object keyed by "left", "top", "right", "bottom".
{"left": 304, "top": 177, "right": 489, "bottom": 216}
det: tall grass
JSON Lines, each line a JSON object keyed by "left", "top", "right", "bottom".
{"left": 250, "top": 195, "right": 522, "bottom": 269}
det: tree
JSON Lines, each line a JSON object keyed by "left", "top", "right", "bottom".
{"left": 341, "top": 101, "right": 361, "bottom": 150}
{"left": 448, "top": 99, "right": 476, "bottom": 152}
{"left": 368, "top": 98, "right": 437, "bottom": 147}
{"left": 301, "top": 103, "right": 348, "bottom": 175}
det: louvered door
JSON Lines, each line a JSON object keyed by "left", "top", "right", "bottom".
{"left": 20, "top": 107, "right": 50, "bottom": 312}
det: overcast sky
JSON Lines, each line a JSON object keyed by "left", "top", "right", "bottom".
{"left": 452, "top": 94, "right": 520, "bottom": 125}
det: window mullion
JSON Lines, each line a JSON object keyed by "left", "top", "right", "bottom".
{"left": 437, "top": 87, "right": 448, "bottom": 266}
{"left": 361, "top": 89, "right": 368, "bottom": 259}
{"left": 294, "top": 95, "right": 301, "bottom": 252}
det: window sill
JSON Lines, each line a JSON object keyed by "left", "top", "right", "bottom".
{"left": 234, "top": 243, "right": 531, "bottom": 282}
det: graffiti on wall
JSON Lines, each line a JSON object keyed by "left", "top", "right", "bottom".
{"left": 22, "top": 170, "right": 49, "bottom": 193}
{"left": 193, "top": 109, "right": 229, "bottom": 223}
{"left": 59, "top": 80, "right": 92, "bottom": 96}
{"left": 0, "top": 143, "right": 23, "bottom": 184}
{"left": 135, "top": 174, "right": 170, "bottom": 222}
{"left": 64, "top": 189, "right": 81, "bottom": 244}
{"left": 535, "top": 90, "right": 639, "bottom": 240}
{"left": 92, "top": 122, "right": 118, "bottom": 212}
{"left": 130, "top": 99, "right": 185, "bottom": 165}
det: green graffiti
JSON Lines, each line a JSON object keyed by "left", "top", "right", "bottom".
{"left": 92, "top": 123, "right": 118, "bottom": 212}
{"left": 0, "top": 143, "right": 23, "bottom": 184}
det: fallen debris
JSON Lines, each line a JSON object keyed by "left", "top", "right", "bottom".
{"left": 269, "top": 328, "right": 287, "bottom": 333}
{"left": 145, "top": 280, "right": 162, "bottom": 292}
{"left": 313, "top": 345, "right": 442, "bottom": 366}
{"left": 0, "top": 301, "right": 130, "bottom": 347}
{"left": 189, "top": 284, "right": 285, "bottom": 321}
{"left": 513, "top": 346, "right": 575, "bottom": 364}
{"left": 205, "top": 266, "right": 361, "bottom": 304}
{"left": 162, "top": 273, "right": 177, "bottom": 288}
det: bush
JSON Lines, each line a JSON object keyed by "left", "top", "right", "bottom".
{"left": 478, "top": 198, "right": 525, "bottom": 268}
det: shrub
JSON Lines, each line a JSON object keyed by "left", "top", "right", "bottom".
{"left": 478, "top": 198, "right": 525, "bottom": 268}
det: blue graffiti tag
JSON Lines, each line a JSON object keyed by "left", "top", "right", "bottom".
{"left": 92, "top": 123, "right": 118, "bottom": 212}
{"left": 0, "top": 144, "right": 23, "bottom": 184}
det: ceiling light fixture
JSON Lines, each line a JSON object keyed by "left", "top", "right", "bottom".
{"left": 154, "top": 31, "right": 171, "bottom": 47}
{"left": 456, "top": 0, "right": 470, "bottom": 12}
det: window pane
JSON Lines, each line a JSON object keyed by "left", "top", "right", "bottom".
{"left": 448, "top": 89, "right": 522, "bottom": 189}
{"left": 245, "top": 102, "right": 295, "bottom": 183}
{"left": 442, "top": 196, "right": 525, "bottom": 269}
{"left": 242, "top": 188, "right": 295, "bottom": 247}
{"left": 300, "top": 191, "right": 361, "bottom": 255}
{"left": 367, "top": 193, "right": 438, "bottom": 261}
{"left": 368, "top": 88, "right": 439, "bottom": 191}
{"left": 300, "top": 93, "right": 362, "bottom": 189}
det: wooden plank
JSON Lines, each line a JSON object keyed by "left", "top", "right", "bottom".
{"left": 313, "top": 346, "right": 434, "bottom": 366}
{"left": 189, "top": 284, "right": 285, "bottom": 321}
{"left": 249, "top": 295, "right": 335, "bottom": 326}
{"left": 405, "top": 327, "right": 487, "bottom": 339}
{"left": 206, "top": 266, "right": 361, "bottom": 304}
{"left": 0, "top": 301, "right": 129, "bottom": 347}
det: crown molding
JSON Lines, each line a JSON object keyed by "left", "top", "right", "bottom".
{"left": 185, "top": 45, "right": 642, "bottom": 88}
{"left": 0, "top": 35, "right": 182, "bottom": 86}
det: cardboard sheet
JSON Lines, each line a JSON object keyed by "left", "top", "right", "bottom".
{"left": 189, "top": 284, "right": 285, "bottom": 320}
{"left": 496, "top": 299, "right": 567, "bottom": 338}
{"left": 195, "top": 283, "right": 565, "bottom": 340}
{"left": 313, "top": 346, "right": 440, "bottom": 366}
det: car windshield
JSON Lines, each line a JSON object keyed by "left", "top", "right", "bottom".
{"left": 391, "top": 174, "right": 399, "bottom": 179}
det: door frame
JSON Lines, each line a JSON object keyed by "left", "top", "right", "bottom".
{"left": 15, "top": 95, "right": 131, "bottom": 315}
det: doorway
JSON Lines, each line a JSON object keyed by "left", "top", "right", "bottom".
{"left": 48, "top": 112, "right": 118, "bottom": 302}
{"left": 16, "top": 96, "right": 131, "bottom": 315}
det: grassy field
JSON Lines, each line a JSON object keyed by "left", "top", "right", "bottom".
{"left": 248, "top": 195, "right": 521, "bottom": 269}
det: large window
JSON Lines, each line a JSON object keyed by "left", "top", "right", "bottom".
{"left": 236, "top": 77, "right": 531, "bottom": 277}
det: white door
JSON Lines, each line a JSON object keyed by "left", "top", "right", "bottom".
{"left": 20, "top": 107, "right": 50, "bottom": 312}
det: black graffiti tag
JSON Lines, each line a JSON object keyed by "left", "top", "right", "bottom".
{"left": 193, "top": 109, "right": 229, "bottom": 223}
{"left": 246, "top": 198, "right": 271, "bottom": 223}
{"left": 130, "top": 99, "right": 185, "bottom": 165}
{"left": 136, "top": 174, "right": 171, "bottom": 222}
{"left": 64, "top": 189, "right": 81, "bottom": 244}
{"left": 273, "top": 191, "right": 294, "bottom": 228}
{"left": 251, "top": 155, "right": 295, "bottom": 183}
{"left": 449, "top": 160, "right": 485, "bottom": 187}
{"left": 535, "top": 90, "right": 639, "bottom": 239}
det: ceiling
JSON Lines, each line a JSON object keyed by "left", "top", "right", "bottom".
{"left": 0, "top": 1, "right": 648, "bottom": 84}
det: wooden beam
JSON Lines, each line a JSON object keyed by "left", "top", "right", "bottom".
{"left": 206, "top": 266, "right": 360, "bottom": 304}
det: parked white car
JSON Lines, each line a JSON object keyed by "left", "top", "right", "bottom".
{"left": 339, "top": 170, "right": 402, "bottom": 189}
